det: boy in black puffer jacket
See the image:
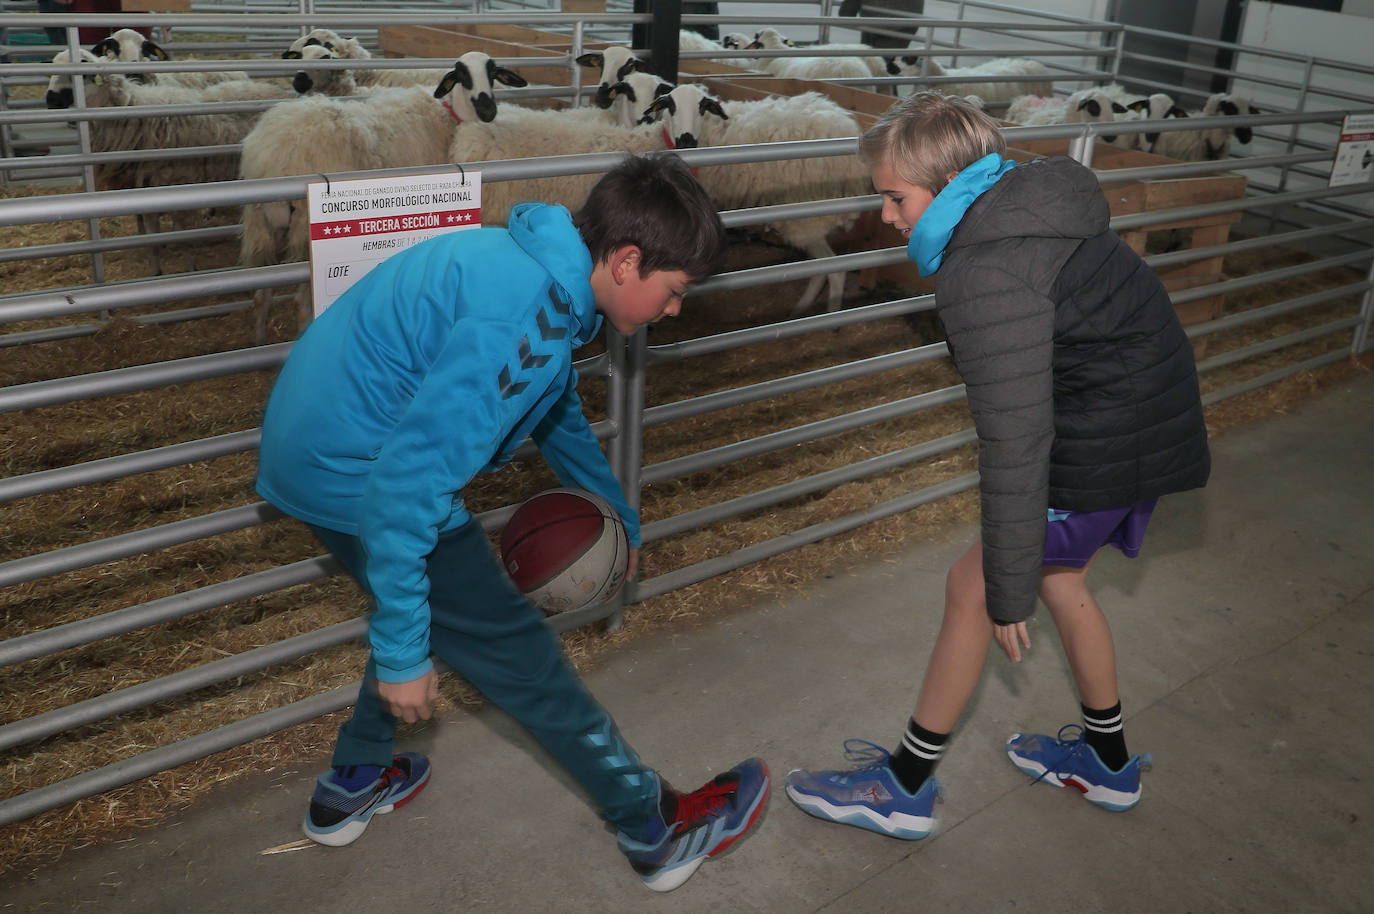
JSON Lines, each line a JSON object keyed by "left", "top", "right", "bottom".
{"left": 786, "top": 92, "right": 1209, "bottom": 839}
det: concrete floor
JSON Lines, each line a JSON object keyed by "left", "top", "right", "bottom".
{"left": 3, "top": 372, "right": 1372, "bottom": 913}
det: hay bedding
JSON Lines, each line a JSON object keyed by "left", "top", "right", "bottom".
{"left": 0, "top": 175, "right": 1367, "bottom": 876}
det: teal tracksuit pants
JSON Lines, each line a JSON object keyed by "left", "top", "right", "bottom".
{"left": 311, "top": 518, "right": 661, "bottom": 838}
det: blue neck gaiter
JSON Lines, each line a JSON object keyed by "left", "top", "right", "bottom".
{"left": 908, "top": 152, "right": 1017, "bottom": 277}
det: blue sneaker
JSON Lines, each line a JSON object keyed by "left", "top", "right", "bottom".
{"left": 1006, "top": 725, "right": 1151, "bottom": 811}
{"left": 785, "top": 740, "right": 940, "bottom": 840}
{"left": 303, "top": 753, "right": 432, "bottom": 846}
{"left": 618, "top": 757, "right": 770, "bottom": 892}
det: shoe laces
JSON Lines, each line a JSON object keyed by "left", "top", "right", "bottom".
{"left": 840, "top": 738, "right": 894, "bottom": 774}
{"left": 670, "top": 776, "right": 738, "bottom": 833}
{"left": 1032, "top": 724, "right": 1087, "bottom": 785}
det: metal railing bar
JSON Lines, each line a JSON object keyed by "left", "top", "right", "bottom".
{"left": 1200, "top": 349, "right": 1351, "bottom": 406}
{"left": 632, "top": 472, "right": 980, "bottom": 602}
{"left": 0, "top": 556, "right": 338, "bottom": 670}
{"left": 0, "top": 430, "right": 261, "bottom": 504}
{"left": 1144, "top": 219, "right": 1374, "bottom": 271}
{"left": 0, "top": 298, "right": 259, "bottom": 349}
{"left": 0, "top": 502, "right": 283, "bottom": 590}
{"left": 1169, "top": 250, "right": 1372, "bottom": 306}
{"left": 1186, "top": 282, "right": 1369, "bottom": 340}
{"left": 642, "top": 341, "right": 950, "bottom": 429}
{"left": 1111, "top": 183, "right": 1374, "bottom": 232}
{"left": 1196, "top": 316, "right": 1360, "bottom": 373}
{"left": 0, "top": 619, "right": 365, "bottom": 753}
{"left": 0, "top": 224, "right": 240, "bottom": 262}
{"left": 0, "top": 682, "right": 360, "bottom": 828}
{"left": 642, "top": 428, "right": 979, "bottom": 542}
{"left": 0, "top": 343, "right": 289, "bottom": 414}
{"left": 641, "top": 385, "right": 968, "bottom": 485}
{"left": 1094, "top": 151, "right": 1333, "bottom": 187}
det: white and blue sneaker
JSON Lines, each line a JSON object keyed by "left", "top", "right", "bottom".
{"left": 1006, "top": 725, "right": 1151, "bottom": 811}
{"left": 303, "top": 753, "right": 431, "bottom": 846}
{"left": 785, "top": 740, "right": 941, "bottom": 840}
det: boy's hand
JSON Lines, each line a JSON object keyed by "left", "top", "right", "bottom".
{"left": 994, "top": 621, "right": 1031, "bottom": 663}
{"left": 377, "top": 669, "right": 440, "bottom": 723}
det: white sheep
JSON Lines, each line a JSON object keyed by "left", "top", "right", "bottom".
{"left": 886, "top": 54, "right": 1053, "bottom": 104}
{"left": 747, "top": 28, "right": 889, "bottom": 88}
{"left": 576, "top": 45, "right": 651, "bottom": 113}
{"left": 46, "top": 51, "right": 293, "bottom": 274}
{"left": 92, "top": 27, "right": 250, "bottom": 90}
{"left": 648, "top": 84, "right": 873, "bottom": 316}
{"left": 1150, "top": 92, "right": 1253, "bottom": 161}
{"left": 283, "top": 43, "right": 363, "bottom": 97}
{"left": 285, "top": 28, "right": 451, "bottom": 89}
{"left": 1004, "top": 87, "right": 1163, "bottom": 151}
{"left": 239, "top": 51, "right": 527, "bottom": 343}
{"left": 603, "top": 70, "right": 674, "bottom": 128}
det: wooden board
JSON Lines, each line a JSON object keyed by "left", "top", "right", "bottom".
{"left": 378, "top": 26, "right": 574, "bottom": 86}
{"left": 119, "top": 0, "right": 190, "bottom": 8}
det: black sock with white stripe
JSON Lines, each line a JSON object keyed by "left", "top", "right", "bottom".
{"left": 1081, "top": 702, "right": 1128, "bottom": 771}
{"left": 888, "top": 719, "right": 948, "bottom": 794}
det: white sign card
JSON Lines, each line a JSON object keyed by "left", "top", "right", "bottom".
{"left": 307, "top": 171, "right": 482, "bottom": 315}
{"left": 1330, "top": 114, "right": 1374, "bottom": 188}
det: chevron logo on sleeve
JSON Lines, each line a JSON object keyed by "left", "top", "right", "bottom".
{"left": 546, "top": 284, "right": 570, "bottom": 316}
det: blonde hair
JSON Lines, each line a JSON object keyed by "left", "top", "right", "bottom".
{"left": 859, "top": 91, "right": 1006, "bottom": 194}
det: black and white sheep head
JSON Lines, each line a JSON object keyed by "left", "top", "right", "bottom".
{"left": 284, "top": 43, "right": 347, "bottom": 95}
{"left": 606, "top": 72, "right": 674, "bottom": 126}
{"left": 721, "top": 33, "right": 753, "bottom": 51}
{"left": 1123, "top": 93, "right": 1185, "bottom": 151}
{"left": 883, "top": 55, "right": 944, "bottom": 78}
{"left": 45, "top": 48, "right": 103, "bottom": 109}
{"left": 287, "top": 29, "right": 371, "bottom": 61}
{"left": 90, "top": 27, "right": 166, "bottom": 85}
{"left": 576, "top": 46, "right": 651, "bottom": 110}
{"left": 1069, "top": 91, "right": 1131, "bottom": 146}
{"left": 1203, "top": 92, "right": 1254, "bottom": 146}
{"left": 641, "top": 84, "right": 728, "bottom": 150}
{"left": 746, "top": 28, "right": 796, "bottom": 51}
{"left": 433, "top": 51, "right": 528, "bottom": 123}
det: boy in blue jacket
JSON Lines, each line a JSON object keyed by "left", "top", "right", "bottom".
{"left": 256, "top": 155, "right": 769, "bottom": 892}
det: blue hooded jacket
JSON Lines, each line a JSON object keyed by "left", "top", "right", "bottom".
{"left": 257, "top": 202, "right": 639, "bottom": 683}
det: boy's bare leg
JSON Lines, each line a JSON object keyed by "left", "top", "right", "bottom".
{"left": 1038, "top": 561, "right": 1119, "bottom": 709}
{"left": 913, "top": 541, "right": 995, "bottom": 732}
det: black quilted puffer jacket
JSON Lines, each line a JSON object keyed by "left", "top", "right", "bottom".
{"left": 935, "top": 155, "right": 1210, "bottom": 623}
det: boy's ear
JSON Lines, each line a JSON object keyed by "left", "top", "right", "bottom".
{"left": 610, "top": 244, "right": 642, "bottom": 282}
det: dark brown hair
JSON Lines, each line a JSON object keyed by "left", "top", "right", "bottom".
{"left": 574, "top": 153, "right": 726, "bottom": 283}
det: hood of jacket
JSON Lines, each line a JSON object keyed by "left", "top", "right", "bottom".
{"left": 508, "top": 201, "right": 602, "bottom": 346}
{"left": 945, "top": 155, "right": 1110, "bottom": 258}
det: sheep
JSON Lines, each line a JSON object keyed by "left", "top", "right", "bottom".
{"left": 447, "top": 107, "right": 668, "bottom": 227}
{"left": 283, "top": 43, "right": 364, "bottom": 97}
{"left": 46, "top": 52, "right": 294, "bottom": 274}
{"left": 603, "top": 70, "right": 674, "bottom": 128}
{"left": 92, "top": 27, "right": 249, "bottom": 90}
{"left": 576, "top": 45, "right": 651, "bottom": 112}
{"left": 1004, "top": 87, "right": 1169, "bottom": 151}
{"left": 647, "top": 84, "right": 873, "bottom": 316}
{"left": 1150, "top": 92, "right": 1254, "bottom": 161}
{"left": 238, "top": 52, "right": 527, "bottom": 343}
{"left": 746, "top": 27, "right": 889, "bottom": 89}
{"left": 885, "top": 54, "right": 1053, "bottom": 104}
{"left": 285, "top": 28, "right": 451, "bottom": 89}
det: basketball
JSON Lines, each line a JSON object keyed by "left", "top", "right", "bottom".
{"left": 500, "top": 488, "right": 630, "bottom": 614}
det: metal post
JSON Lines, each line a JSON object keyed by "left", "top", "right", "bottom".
{"left": 819, "top": 0, "right": 834, "bottom": 45}
{"left": 1270, "top": 56, "right": 1314, "bottom": 235}
{"left": 638, "top": 0, "right": 681, "bottom": 83}
{"left": 65, "top": 27, "right": 107, "bottom": 293}
{"left": 606, "top": 327, "right": 647, "bottom": 631}
{"left": 1110, "top": 26, "right": 1124, "bottom": 83}
{"left": 1353, "top": 258, "right": 1374, "bottom": 357}
{"left": 571, "top": 20, "right": 584, "bottom": 108}
{"left": 1069, "top": 127, "right": 1095, "bottom": 168}
{"left": 952, "top": 0, "right": 967, "bottom": 68}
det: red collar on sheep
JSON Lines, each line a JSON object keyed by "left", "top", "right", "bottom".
{"left": 659, "top": 126, "right": 698, "bottom": 177}
{"left": 441, "top": 101, "right": 463, "bottom": 124}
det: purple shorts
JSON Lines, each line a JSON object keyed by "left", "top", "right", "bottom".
{"left": 1043, "top": 499, "right": 1158, "bottom": 568}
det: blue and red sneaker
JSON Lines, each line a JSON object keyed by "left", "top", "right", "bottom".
{"left": 618, "top": 757, "right": 770, "bottom": 892}
{"left": 1006, "top": 725, "right": 1151, "bottom": 811}
{"left": 303, "top": 752, "right": 431, "bottom": 846}
{"left": 785, "top": 739, "right": 941, "bottom": 840}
